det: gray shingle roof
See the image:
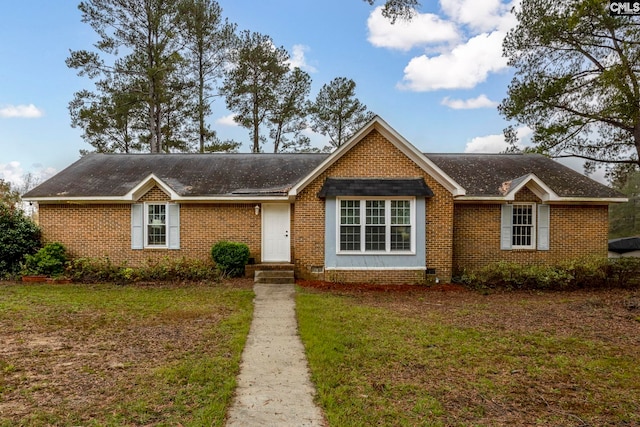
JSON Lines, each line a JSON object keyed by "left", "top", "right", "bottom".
{"left": 426, "top": 153, "right": 622, "bottom": 199}
{"left": 25, "top": 151, "right": 622, "bottom": 201}
{"left": 24, "top": 153, "right": 330, "bottom": 198}
{"left": 317, "top": 178, "right": 434, "bottom": 198}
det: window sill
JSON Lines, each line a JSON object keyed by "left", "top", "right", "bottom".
{"left": 337, "top": 251, "right": 416, "bottom": 256}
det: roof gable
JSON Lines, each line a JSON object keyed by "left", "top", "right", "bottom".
{"left": 499, "top": 173, "right": 559, "bottom": 202}
{"left": 289, "top": 116, "right": 465, "bottom": 197}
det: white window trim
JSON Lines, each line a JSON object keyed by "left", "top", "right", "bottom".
{"left": 336, "top": 197, "right": 416, "bottom": 255}
{"left": 145, "top": 202, "right": 168, "bottom": 248}
{"left": 511, "top": 202, "right": 536, "bottom": 250}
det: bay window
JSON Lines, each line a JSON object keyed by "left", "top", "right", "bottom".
{"left": 339, "top": 198, "right": 415, "bottom": 253}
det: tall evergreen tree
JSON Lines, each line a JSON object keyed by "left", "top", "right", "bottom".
{"left": 310, "top": 77, "right": 375, "bottom": 149}
{"left": 179, "top": 0, "right": 237, "bottom": 152}
{"left": 500, "top": 0, "right": 640, "bottom": 171}
{"left": 67, "top": 0, "right": 187, "bottom": 153}
{"left": 69, "top": 74, "right": 144, "bottom": 153}
{"left": 220, "top": 31, "right": 290, "bottom": 153}
{"left": 268, "top": 67, "right": 312, "bottom": 153}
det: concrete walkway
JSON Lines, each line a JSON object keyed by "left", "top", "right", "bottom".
{"left": 225, "top": 282, "right": 326, "bottom": 427}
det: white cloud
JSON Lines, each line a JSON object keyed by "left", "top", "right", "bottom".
{"left": 464, "top": 126, "right": 532, "bottom": 153}
{"left": 0, "top": 104, "right": 44, "bottom": 118}
{"left": 0, "top": 162, "right": 56, "bottom": 188}
{"left": 367, "top": 0, "right": 518, "bottom": 92}
{"left": 439, "top": 0, "right": 517, "bottom": 33}
{"left": 398, "top": 31, "right": 508, "bottom": 91}
{"left": 287, "top": 44, "right": 317, "bottom": 73}
{"left": 0, "top": 161, "right": 25, "bottom": 185}
{"left": 216, "top": 114, "right": 238, "bottom": 127}
{"left": 441, "top": 94, "right": 498, "bottom": 109}
{"left": 367, "top": 6, "right": 459, "bottom": 51}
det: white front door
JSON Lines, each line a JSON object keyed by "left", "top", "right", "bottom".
{"left": 262, "top": 204, "right": 291, "bottom": 262}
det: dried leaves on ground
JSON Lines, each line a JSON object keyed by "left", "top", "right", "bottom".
{"left": 297, "top": 280, "right": 640, "bottom": 426}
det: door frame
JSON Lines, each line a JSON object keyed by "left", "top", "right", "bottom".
{"left": 261, "top": 203, "right": 291, "bottom": 262}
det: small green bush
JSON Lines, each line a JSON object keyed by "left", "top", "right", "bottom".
{"left": 22, "top": 242, "right": 67, "bottom": 277}
{"left": 0, "top": 204, "right": 41, "bottom": 278}
{"left": 211, "top": 241, "right": 250, "bottom": 278}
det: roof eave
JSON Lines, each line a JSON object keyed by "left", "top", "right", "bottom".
{"left": 27, "top": 195, "right": 291, "bottom": 204}
{"left": 454, "top": 196, "right": 628, "bottom": 204}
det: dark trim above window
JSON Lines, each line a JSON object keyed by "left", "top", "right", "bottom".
{"left": 318, "top": 178, "right": 434, "bottom": 198}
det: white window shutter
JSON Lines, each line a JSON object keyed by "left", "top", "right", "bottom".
{"left": 168, "top": 204, "right": 180, "bottom": 249}
{"left": 537, "top": 204, "right": 550, "bottom": 251}
{"left": 131, "top": 204, "right": 144, "bottom": 250}
{"left": 500, "top": 204, "right": 512, "bottom": 250}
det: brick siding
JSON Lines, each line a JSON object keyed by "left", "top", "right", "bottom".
{"left": 452, "top": 187, "right": 609, "bottom": 275}
{"left": 38, "top": 189, "right": 262, "bottom": 266}
{"left": 293, "top": 129, "right": 454, "bottom": 284}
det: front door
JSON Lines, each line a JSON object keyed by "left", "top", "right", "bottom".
{"left": 262, "top": 203, "right": 291, "bottom": 262}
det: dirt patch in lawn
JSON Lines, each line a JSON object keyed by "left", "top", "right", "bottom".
{"left": 0, "top": 278, "right": 254, "bottom": 425}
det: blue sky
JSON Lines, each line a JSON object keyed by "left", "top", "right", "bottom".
{"left": 1, "top": 0, "right": 586, "bottom": 187}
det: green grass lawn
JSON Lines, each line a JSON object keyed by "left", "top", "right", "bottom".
{"left": 0, "top": 281, "right": 253, "bottom": 427}
{"left": 297, "top": 286, "right": 640, "bottom": 426}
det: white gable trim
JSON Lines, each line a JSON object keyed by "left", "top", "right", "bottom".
{"left": 127, "top": 174, "right": 180, "bottom": 201}
{"left": 288, "top": 116, "right": 466, "bottom": 198}
{"left": 502, "top": 173, "right": 559, "bottom": 202}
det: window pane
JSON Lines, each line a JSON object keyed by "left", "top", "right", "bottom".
{"left": 340, "top": 200, "right": 360, "bottom": 225}
{"left": 148, "top": 204, "right": 166, "bottom": 245}
{"left": 365, "top": 226, "right": 385, "bottom": 250}
{"left": 391, "top": 200, "right": 410, "bottom": 225}
{"left": 366, "top": 200, "right": 385, "bottom": 225}
{"left": 340, "top": 226, "right": 361, "bottom": 251}
{"left": 512, "top": 205, "right": 533, "bottom": 247}
{"left": 391, "top": 226, "right": 411, "bottom": 251}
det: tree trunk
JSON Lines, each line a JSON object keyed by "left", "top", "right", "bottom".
{"left": 634, "top": 122, "right": 640, "bottom": 167}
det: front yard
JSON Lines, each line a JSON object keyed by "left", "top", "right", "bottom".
{"left": 297, "top": 282, "right": 640, "bottom": 426}
{"left": 1, "top": 280, "right": 639, "bottom": 426}
{"left": 0, "top": 280, "right": 254, "bottom": 426}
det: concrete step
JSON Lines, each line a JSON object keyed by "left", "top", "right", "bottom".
{"left": 254, "top": 270, "right": 295, "bottom": 284}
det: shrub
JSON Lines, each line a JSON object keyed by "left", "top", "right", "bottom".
{"left": 0, "top": 204, "right": 41, "bottom": 278}
{"left": 66, "top": 256, "right": 219, "bottom": 284}
{"left": 211, "top": 241, "right": 250, "bottom": 278}
{"left": 458, "top": 256, "right": 640, "bottom": 291}
{"left": 22, "top": 242, "right": 67, "bottom": 277}
{"left": 609, "top": 257, "right": 640, "bottom": 288}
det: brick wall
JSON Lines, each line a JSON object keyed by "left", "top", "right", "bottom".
{"left": 452, "top": 187, "right": 609, "bottom": 274}
{"left": 38, "top": 188, "right": 262, "bottom": 266}
{"left": 293, "top": 129, "right": 455, "bottom": 284}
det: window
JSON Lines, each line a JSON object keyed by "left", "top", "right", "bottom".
{"left": 511, "top": 203, "right": 534, "bottom": 249}
{"left": 340, "top": 200, "right": 361, "bottom": 251}
{"left": 339, "top": 198, "right": 414, "bottom": 253}
{"left": 147, "top": 204, "right": 167, "bottom": 246}
{"left": 501, "top": 203, "right": 549, "bottom": 251}
{"left": 131, "top": 203, "right": 180, "bottom": 250}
